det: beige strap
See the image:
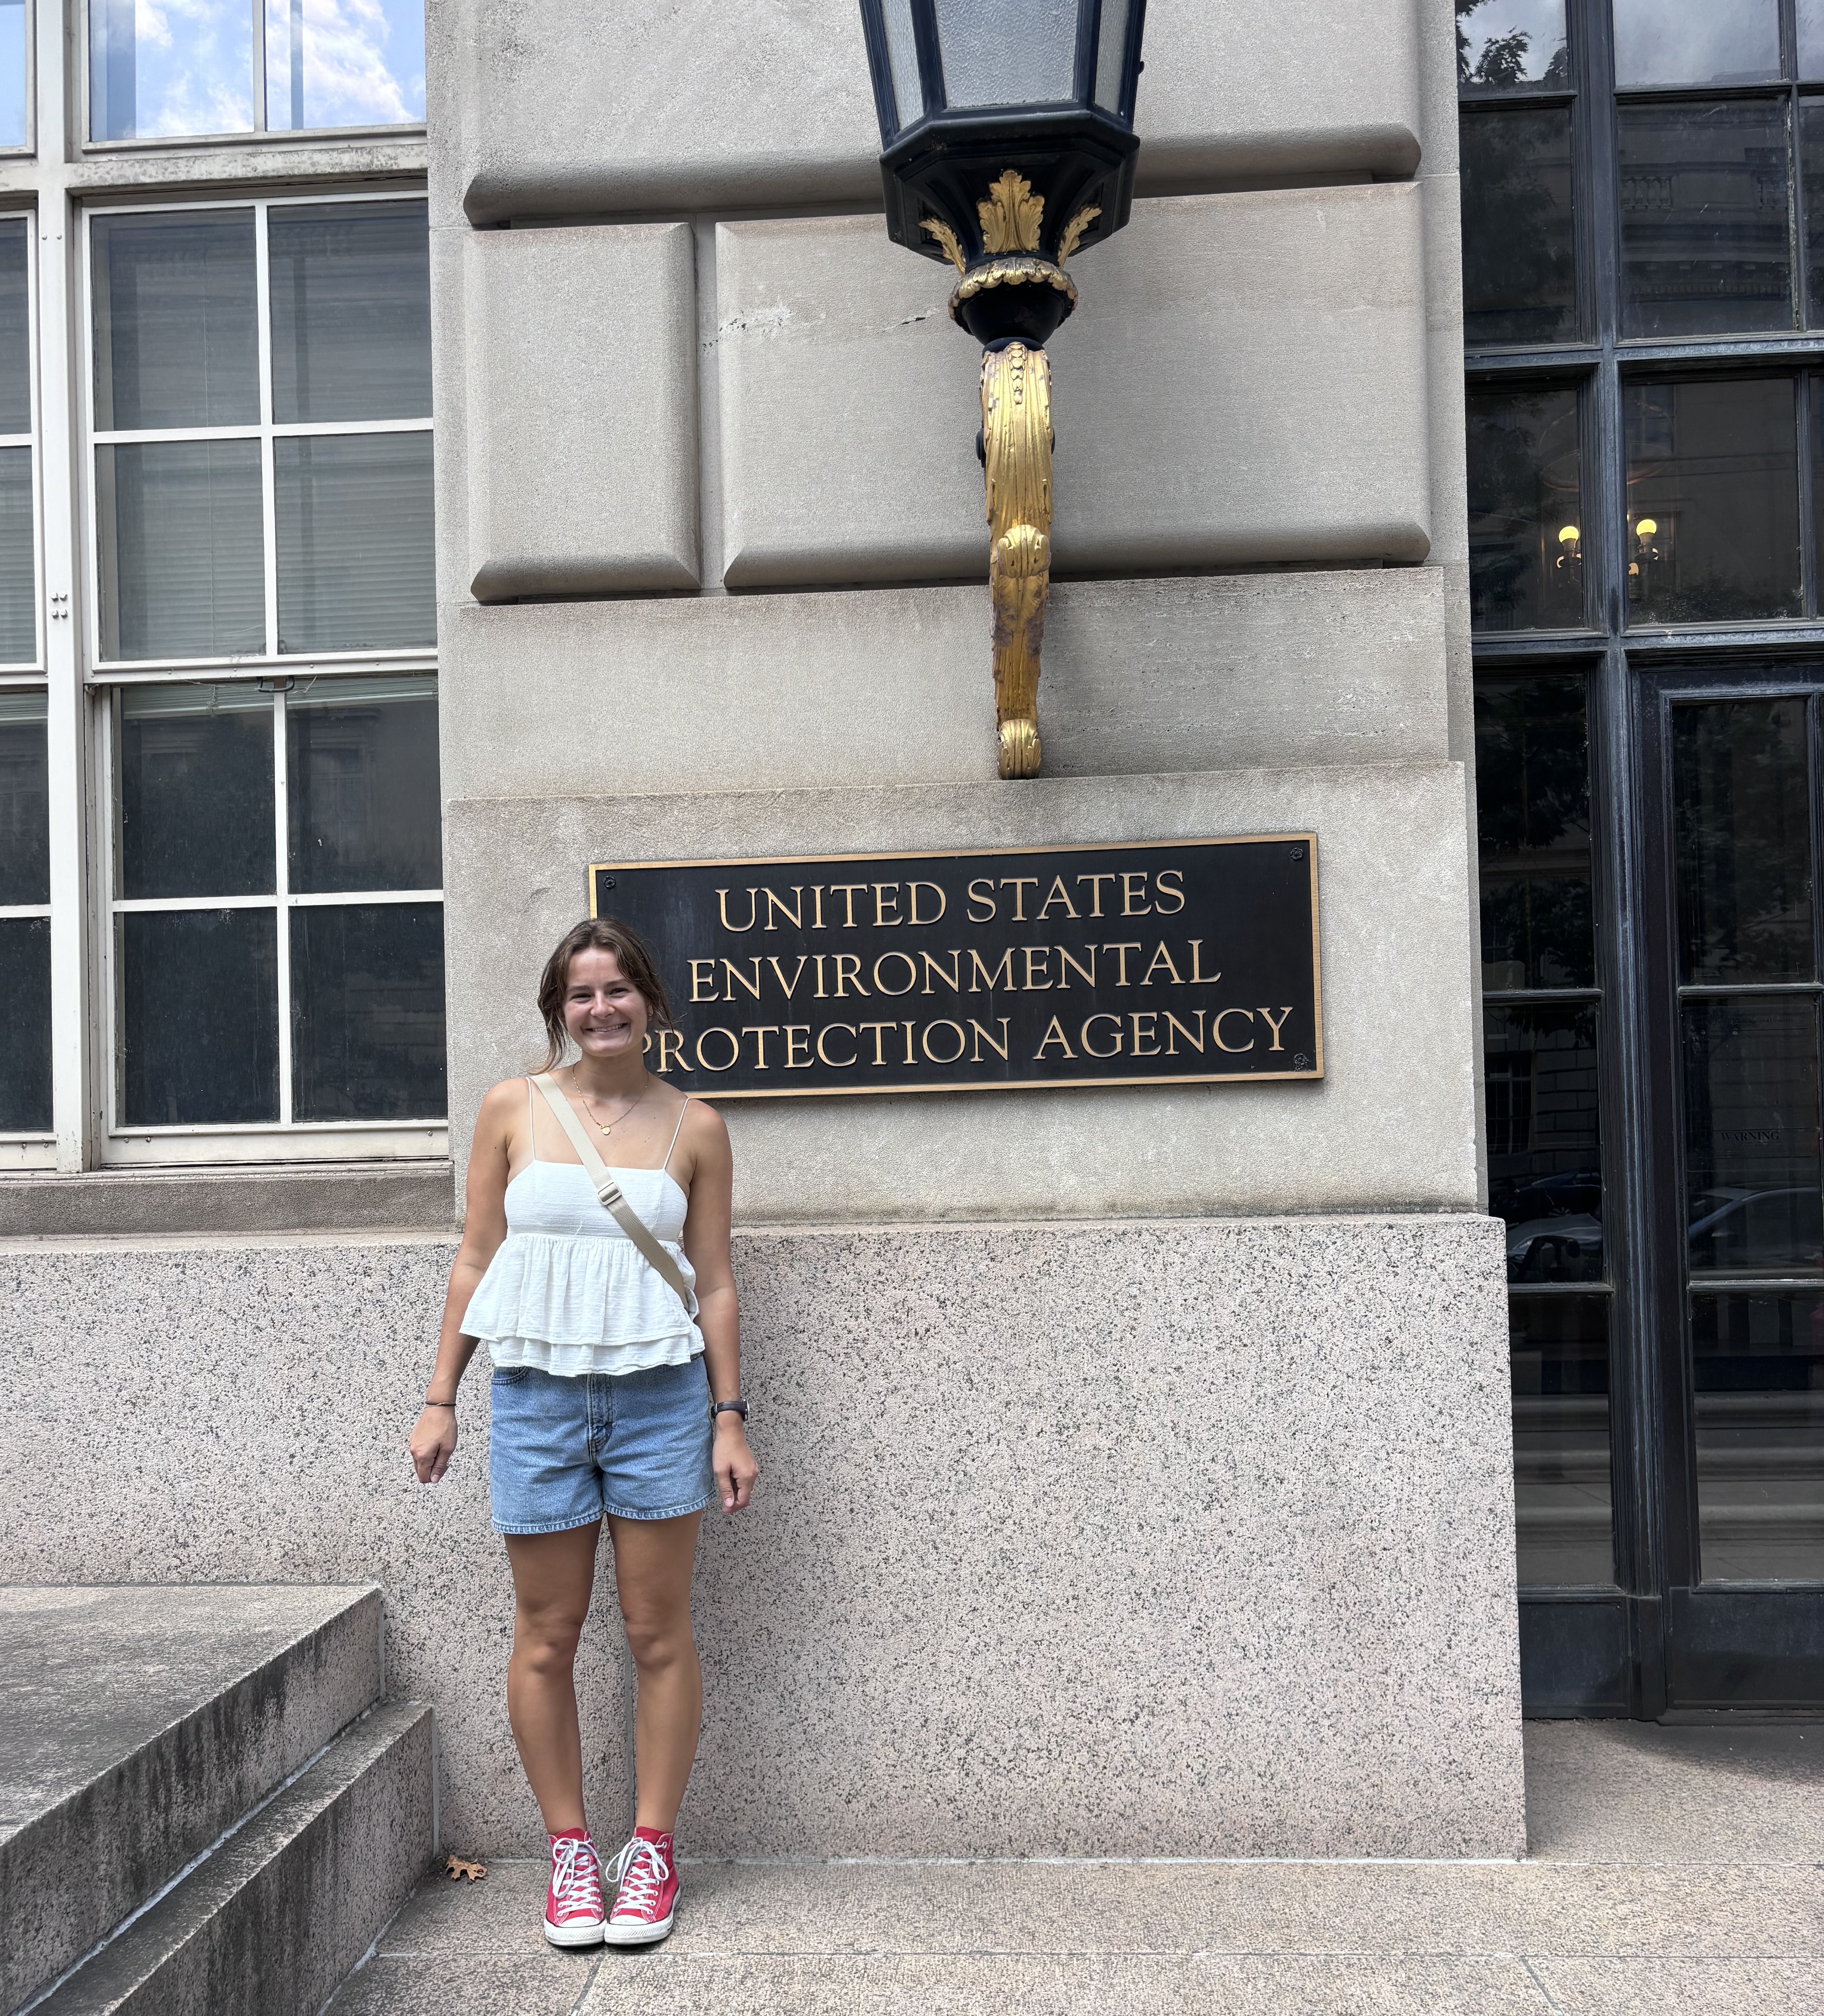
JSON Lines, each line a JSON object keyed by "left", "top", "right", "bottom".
{"left": 531, "top": 1074, "right": 695, "bottom": 1317}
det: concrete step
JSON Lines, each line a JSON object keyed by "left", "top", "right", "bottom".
{"left": 0, "top": 1585, "right": 385, "bottom": 2013}
{"left": 28, "top": 1699, "right": 434, "bottom": 2016}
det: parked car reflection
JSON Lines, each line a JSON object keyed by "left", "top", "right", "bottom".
{"left": 1501, "top": 1172, "right": 1605, "bottom": 1283}
{"left": 1686, "top": 1187, "right": 1824, "bottom": 1274}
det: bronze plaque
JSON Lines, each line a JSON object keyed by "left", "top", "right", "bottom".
{"left": 586, "top": 837, "right": 1321, "bottom": 1098}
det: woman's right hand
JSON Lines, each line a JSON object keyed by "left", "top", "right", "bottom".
{"left": 409, "top": 1406, "right": 459, "bottom": 1484}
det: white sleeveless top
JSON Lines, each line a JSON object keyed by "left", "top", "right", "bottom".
{"left": 463, "top": 1081, "right": 703, "bottom": 1377}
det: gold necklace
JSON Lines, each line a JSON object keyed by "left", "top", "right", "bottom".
{"left": 576, "top": 1082, "right": 646, "bottom": 1138}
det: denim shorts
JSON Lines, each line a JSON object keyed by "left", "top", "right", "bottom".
{"left": 488, "top": 1358, "right": 717, "bottom": 1534}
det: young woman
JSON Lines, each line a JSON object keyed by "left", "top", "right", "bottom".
{"left": 408, "top": 917, "right": 757, "bottom": 1949}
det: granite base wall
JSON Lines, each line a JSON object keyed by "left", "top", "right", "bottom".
{"left": 0, "top": 1214, "right": 1524, "bottom": 1858}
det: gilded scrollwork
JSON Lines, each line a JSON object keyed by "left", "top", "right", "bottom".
{"left": 980, "top": 343, "right": 1053, "bottom": 780}
{"left": 1057, "top": 204, "right": 1100, "bottom": 266}
{"left": 978, "top": 169, "right": 1045, "bottom": 255}
{"left": 920, "top": 216, "right": 967, "bottom": 274}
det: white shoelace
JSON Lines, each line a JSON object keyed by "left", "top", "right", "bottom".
{"left": 611, "top": 1836, "right": 671, "bottom": 1918}
{"left": 550, "top": 1834, "right": 603, "bottom": 1917}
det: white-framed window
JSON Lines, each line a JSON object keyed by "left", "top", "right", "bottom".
{"left": 102, "top": 672, "right": 445, "bottom": 1160}
{"left": 0, "top": 0, "right": 31, "bottom": 152}
{"left": 87, "top": 0, "right": 425, "bottom": 144}
{"left": 85, "top": 193, "right": 434, "bottom": 672}
{"left": 83, "top": 191, "right": 443, "bottom": 1165}
{"left": 0, "top": 209, "right": 38, "bottom": 670}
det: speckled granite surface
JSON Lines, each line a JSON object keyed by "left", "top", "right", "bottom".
{"left": 0, "top": 1213, "right": 1521, "bottom": 1858}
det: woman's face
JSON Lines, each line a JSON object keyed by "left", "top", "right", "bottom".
{"left": 563, "top": 947, "right": 650, "bottom": 1063}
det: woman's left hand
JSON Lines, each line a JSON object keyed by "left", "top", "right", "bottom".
{"left": 713, "top": 1417, "right": 758, "bottom": 1514}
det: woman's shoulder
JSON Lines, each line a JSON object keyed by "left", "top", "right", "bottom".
{"left": 478, "top": 1075, "right": 534, "bottom": 1123}
{"left": 670, "top": 1089, "right": 729, "bottom": 1154}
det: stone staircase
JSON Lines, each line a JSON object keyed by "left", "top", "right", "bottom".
{"left": 0, "top": 1586, "right": 434, "bottom": 2016}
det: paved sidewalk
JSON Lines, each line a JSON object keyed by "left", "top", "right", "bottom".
{"left": 328, "top": 1723, "right": 1823, "bottom": 2015}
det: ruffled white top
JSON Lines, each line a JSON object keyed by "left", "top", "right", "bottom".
{"left": 464, "top": 1110, "right": 703, "bottom": 1376}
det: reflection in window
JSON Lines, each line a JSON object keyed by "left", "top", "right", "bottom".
{"left": 264, "top": 0, "right": 425, "bottom": 133}
{"left": 1486, "top": 1003, "right": 1603, "bottom": 1282}
{"left": 0, "top": 691, "right": 50, "bottom": 1132}
{"left": 1624, "top": 378, "right": 1800, "bottom": 625}
{"left": 1683, "top": 997, "right": 1824, "bottom": 1277}
{"left": 1511, "top": 1294, "right": 1615, "bottom": 1586}
{"left": 90, "top": 0, "right": 425, "bottom": 139}
{"left": 1611, "top": 0, "right": 1780, "bottom": 90}
{"left": 1691, "top": 1290, "right": 1824, "bottom": 1583}
{"left": 1617, "top": 101, "right": 1793, "bottom": 339}
{"left": 1467, "top": 384, "right": 1583, "bottom": 631}
{"left": 1673, "top": 698, "right": 1814, "bottom": 986}
{"left": 0, "top": 0, "right": 26, "bottom": 149}
{"left": 111, "top": 680, "right": 445, "bottom": 1129}
{"left": 1458, "top": 0, "right": 1567, "bottom": 89}
{"left": 1460, "top": 108, "right": 1576, "bottom": 346}
{"left": 1476, "top": 676, "right": 1595, "bottom": 991}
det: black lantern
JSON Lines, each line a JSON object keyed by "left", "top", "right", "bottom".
{"left": 858, "top": 0, "right": 1148, "bottom": 777}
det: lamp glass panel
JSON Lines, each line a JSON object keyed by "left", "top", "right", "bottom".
{"left": 1458, "top": 0, "right": 1568, "bottom": 90}
{"left": 1612, "top": 0, "right": 1780, "bottom": 89}
{"left": 932, "top": 0, "right": 1077, "bottom": 109}
{"left": 1094, "top": 0, "right": 1131, "bottom": 111}
{"left": 880, "top": 0, "right": 922, "bottom": 129}
{"left": 1623, "top": 377, "right": 1800, "bottom": 625}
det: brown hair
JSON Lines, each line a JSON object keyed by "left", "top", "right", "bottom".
{"left": 536, "top": 917, "right": 676, "bottom": 1072}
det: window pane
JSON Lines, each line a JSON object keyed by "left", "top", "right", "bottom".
{"left": 1684, "top": 996, "right": 1824, "bottom": 1277}
{"left": 1691, "top": 1290, "right": 1824, "bottom": 1582}
{"left": 118, "top": 684, "right": 274, "bottom": 900}
{"left": 1617, "top": 102, "right": 1794, "bottom": 338}
{"left": 1807, "top": 108, "right": 1824, "bottom": 326}
{"left": 0, "top": 914, "right": 50, "bottom": 1130}
{"left": 1624, "top": 378, "right": 1800, "bottom": 625}
{"left": 89, "top": 0, "right": 254, "bottom": 140}
{"left": 0, "top": 0, "right": 27, "bottom": 148}
{"left": 91, "top": 211, "right": 258, "bottom": 432}
{"left": 1093, "top": 0, "right": 1130, "bottom": 110}
{"left": 0, "top": 689, "right": 46, "bottom": 904}
{"left": 264, "top": 0, "right": 425, "bottom": 131}
{"left": 268, "top": 202, "right": 430, "bottom": 423}
{"left": 0, "top": 448, "right": 34, "bottom": 664}
{"left": 1804, "top": 1, "right": 1824, "bottom": 81}
{"left": 1475, "top": 675, "right": 1595, "bottom": 991}
{"left": 97, "top": 442, "right": 266, "bottom": 662}
{"left": 1460, "top": 108, "right": 1576, "bottom": 346}
{"left": 930, "top": 0, "right": 1076, "bottom": 109}
{"left": 1612, "top": 0, "right": 1780, "bottom": 89}
{"left": 1487, "top": 1002, "right": 1603, "bottom": 1284}
{"left": 1511, "top": 1293, "right": 1615, "bottom": 1586}
{"left": 0, "top": 218, "right": 31, "bottom": 433}
{"left": 121, "top": 908, "right": 278, "bottom": 1125}
{"left": 290, "top": 902, "right": 446, "bottom": 1119}
{"left": 287, "top": 675, "right": 441, "bottom": 893}
{"left": 1458, "top": 0, "right": 1568, "bottom": 89}
{"left": 274, "top": 433, "right": 434, "bottom": 652}
{"left": 1673, "top": 698, "right": 1814, "bottom": 985}
{"left": 1466, "top": 384, "right": 1583, "bottom": 631}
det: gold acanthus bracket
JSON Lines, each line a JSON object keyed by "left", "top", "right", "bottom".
{"left": 981, "top": 342, "right": 1052, "bottom": 780}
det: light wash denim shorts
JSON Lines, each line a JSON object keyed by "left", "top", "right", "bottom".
{"left": 488, "top": 1358, "right": 717, "bottom": 1534}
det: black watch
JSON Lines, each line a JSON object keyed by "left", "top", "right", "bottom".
{"left": 711, "top": 1399, "right": 748, "bottom": 1423}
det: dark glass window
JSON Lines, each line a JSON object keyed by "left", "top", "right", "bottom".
{"left": 291, "top": 903, "right": 447, "bottom": 1121}
{"left": 1461, "top": 108, "right": 1577, "bottom": 345}
{"left": 268, "top": 202, "right": 431, "bottom": 424}
{"left": 287, "top": 675, "right": 441, "bottom": 895}
{"left": 121, "top": 908, "right": 280, "bottom": 1126}
{"left": 118, "top": 685, "right": 274, "bottom": 901}
{"left": 1612, "top": 0, "right": 1780, "bottom": 91}
{"left": 1511, "top": 1292, "right": 1615, "bottom": 1585}
{"left": 1624, "top": 377, "right": 1801, "bottom": 625}
{"left": 0, "top": 690, "right": 49, "bottom": 1134}
{"left": 1617, "top": 101, "right": 1794, "bottom": 339}
{"left": 1467, "top": 384, "right": 1584, "bottom": 630}
{"left": 90, "top": 211, "right": 259, "bottom": 431}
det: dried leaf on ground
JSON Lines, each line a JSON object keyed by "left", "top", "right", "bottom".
{"left": 445, "top": 1854, "right": 487, "bottom": 1882}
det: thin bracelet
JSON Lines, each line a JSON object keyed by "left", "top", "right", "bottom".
{"left": 423, "top": 1399, "right": 457, "bottom": 1409}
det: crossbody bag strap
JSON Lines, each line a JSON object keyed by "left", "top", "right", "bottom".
{"left": 531, "top": 1073, "right": 695, "bottom": 1315}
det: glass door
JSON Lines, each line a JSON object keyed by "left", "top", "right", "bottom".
{"left": 1639, "top": 668, "right": 1824, "bottom": 1704}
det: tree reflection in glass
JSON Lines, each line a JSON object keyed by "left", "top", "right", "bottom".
{"left": 1457, "top": 0, "right": 1568, "bottom": 90}
{"left": 1467, "top": 384, "right": 1583, "bottom": 630}
{"left": 1624, "top": 378, "right": 1800, "bottom": 624}
{"left": 1476, "top": 674, "right": 1595, "bottom": 991}
{"left": 1461, "top": 107, "right": 1576, "bottom": 345}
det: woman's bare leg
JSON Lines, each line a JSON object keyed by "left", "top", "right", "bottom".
{"left": 606, "top": 1512, "right": 703, "bottom": 1831}
{"left": 503, "top": 1522, "right": 601, "bottom": 1833}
